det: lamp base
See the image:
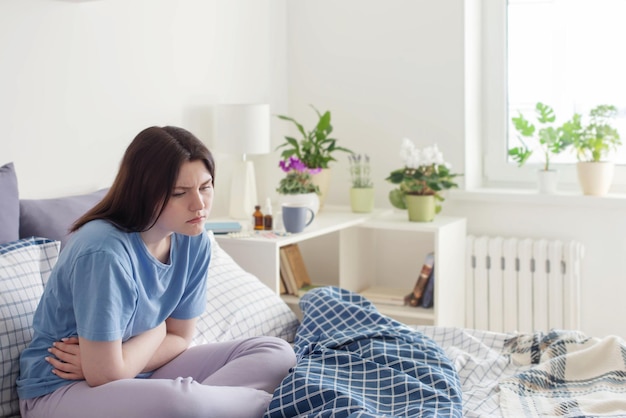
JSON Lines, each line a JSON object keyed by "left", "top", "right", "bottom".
{"left": 229, "top": 160, "right": 258, "bottom": 220}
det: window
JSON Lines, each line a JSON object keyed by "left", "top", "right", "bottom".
{"left": 483, "top": 0, "right": 626, "bottom": 191}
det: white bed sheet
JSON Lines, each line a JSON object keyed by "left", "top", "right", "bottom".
{"left": 413, "top": 325, "right": 526, "bottom": 418}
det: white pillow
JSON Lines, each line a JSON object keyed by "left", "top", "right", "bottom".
{"left": 194, "top": 232, "right": 299, "bottom": 344}
{"left": 0, "top": 237, "right": 60, "bottom": 418}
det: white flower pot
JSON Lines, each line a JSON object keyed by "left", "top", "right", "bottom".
{"left": 577, "top": 161, "right": 614, "bottom": 196}
{"left": 277, "top": 192, "right": 320, "bottom": 216}
{"left": 537, "top": 169, "right": 558, "bottom": 194}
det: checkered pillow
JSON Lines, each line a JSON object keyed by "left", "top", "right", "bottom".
{"left": 0, "top": 237, "right": 60, "bottom": 418}
{"left": 194, "top": 233, "right": 299, "bottom": 344}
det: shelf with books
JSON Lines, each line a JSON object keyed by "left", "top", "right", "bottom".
{"left": 214, "top": 207, "right": 466, "bottom": 327}
{"left": 214, "top": 206, "right": 384, "bottom": 297}
{"left": 339, "top": 211, "right": 466, "bottom": 327}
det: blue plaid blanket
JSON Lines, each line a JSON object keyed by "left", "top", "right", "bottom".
{"left": 264, "top": 287, "right": 462, "bottom": 418}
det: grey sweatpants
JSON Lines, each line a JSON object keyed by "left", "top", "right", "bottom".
{"left": 20, "top": 336, "right": 296, "bottom": 418}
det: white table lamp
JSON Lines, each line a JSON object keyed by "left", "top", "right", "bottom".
{"left": 214, "top": 103, "right": 270, "bottom": 220}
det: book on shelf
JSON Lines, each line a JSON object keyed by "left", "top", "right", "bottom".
{"left": 279, "top": 244, "right": 321, "bottom": 297}
{"left": 279, "top": 274, "right": 287, "bottom": 295}
{"left": 281, "top": 244, "right": 312, "bottom": 289}
{"left": 407, "top": 252, "right": 434, "bottom": 307}
{"left": 421, "top": 264, "right": 435, "bottom": 308}
{"left": 279, "top": 248, "right": 298, "bottom": 296}
{"left": 359, "top": 286, "right": 408, "bottom": 306}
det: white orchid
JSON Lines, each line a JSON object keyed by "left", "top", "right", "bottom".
{"left": 387, "top": 138, "right": 461, "bottom": 210}
{"left": 400, "top": 138, "right": 448, "bottom": 170}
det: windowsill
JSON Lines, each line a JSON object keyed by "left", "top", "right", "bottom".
{"left": 449, "top": 188, "right": 626, "bottom": 210}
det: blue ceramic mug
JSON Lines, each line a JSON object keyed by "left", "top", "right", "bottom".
{"left": 282, "top": 204, "right": 315, "bottom": 233}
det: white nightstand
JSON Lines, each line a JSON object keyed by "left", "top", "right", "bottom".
{"left": 214, "top": 206, "right": 466, "bottom": 327}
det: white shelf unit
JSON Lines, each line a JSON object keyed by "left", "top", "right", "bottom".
{"left": 214, "top": 207, "right": 466, "bottom": 327}
{"left": 214, "top": 207, "right": 376, "bottom": 293}
{"left": 339, "top": 211, "right": 466, "bottom": 327}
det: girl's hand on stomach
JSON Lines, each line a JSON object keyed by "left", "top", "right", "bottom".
{"left": 47, "top": 336, "right": 84, "bottom": 380}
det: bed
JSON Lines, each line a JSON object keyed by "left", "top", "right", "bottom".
{"left": 3, "top": 161, "right": 626, "bottom": 418}
{"left": 263, "top": 286, "right": 626, "bottom": 418}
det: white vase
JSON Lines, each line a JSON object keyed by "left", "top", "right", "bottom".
{"left": 537, "top": 169, "right": 558, "bottom": 194}
{"left": 277, "top": 192, "right": 320, "bottom": 216}
{"left": 577, "top": 161, "right": 614, "bottom": 196}
{"left": 310, "top": 168, "right": 332, "bottom": 210}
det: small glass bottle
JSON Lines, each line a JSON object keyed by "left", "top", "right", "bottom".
{"left": 253, "top": 205, "right": 264, "bottom": 230}
{"left": 264, "top": 198, "right": 273, "bottom": 230}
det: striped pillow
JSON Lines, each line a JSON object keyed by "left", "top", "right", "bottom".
{"left": 0, "top": 238, "right": 60, "bottom": 418}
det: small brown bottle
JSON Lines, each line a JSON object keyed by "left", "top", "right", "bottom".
{"left": 253, "top": 205, "right": 264, "bottom": 230}
{"left": 263, "top": 198, "right": 273, "bottom": 230}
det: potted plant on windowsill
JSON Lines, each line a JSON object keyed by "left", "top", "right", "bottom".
{"left": 386, "top": 139, "right": 460, "bottom": 222}
{"left": 564, "top": 104, "right": 621, "bottom": 196}
{"left": 508, "top": 102, "right": 573, "bottom": 194}
{"left": 276, "top": 156, "right": 321, "bottom": 215}
{"left": 348, "top": 153, "right": 374, "bottom": 213}
{"left": 276, "top": 105, "right": 354, "bottom": 209}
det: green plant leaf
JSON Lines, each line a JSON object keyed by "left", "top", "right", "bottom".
{"left": 536, "top": 102, "right": 556, "bottom": 124}
{"left": 512, "top": 114, "right": 535, "bottom": 137}
{"left": 276, "top": 105, "right": 353, "bottom": 169}
{"left": 388, "top": 189, "right": 406, "bottom": 209}
{"left": 508, "top": 147, "right": 531, "bottom": 167}
{"left": 276, "top": 114, "right": 307, "bottom": 138}
{"left": 509, "top": 102, "right": 573, "bottom": 169}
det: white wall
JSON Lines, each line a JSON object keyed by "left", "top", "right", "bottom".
{"left": 284, "top": 0, "right": 466, "bottom": 205}
{"left": 285, "top": 0, "right": 626, "bottom": 339}
{"left": 0, "top": 0, "right": 286, "bottom": 217}
{"left": 2, "top": 0, "right": 624, "bottom": 338}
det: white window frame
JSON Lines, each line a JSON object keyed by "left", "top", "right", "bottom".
{"left": 481, "top": 0, "right": 626, "bottom": 193}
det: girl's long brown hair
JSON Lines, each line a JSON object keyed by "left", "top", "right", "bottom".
{"left": 72, "top": 126, "right": 215, "bottom": 233}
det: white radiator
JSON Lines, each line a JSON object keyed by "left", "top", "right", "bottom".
{"left": 465, "top": 235, "right": 584, "bottom": 333}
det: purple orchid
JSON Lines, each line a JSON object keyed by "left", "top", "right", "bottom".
{"left": 279, "top": 157, "right": 322, "bottom": 174}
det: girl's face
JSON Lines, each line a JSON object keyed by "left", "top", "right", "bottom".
{"left": 155, "top": 160, "right": 214, "bottom": 237}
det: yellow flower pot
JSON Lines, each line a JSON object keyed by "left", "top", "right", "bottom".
{"left": 405, "top": 195, "right": 435, "bottom": 222}
{"left": 350, "top": 187, "right": 374, "bottom": 213}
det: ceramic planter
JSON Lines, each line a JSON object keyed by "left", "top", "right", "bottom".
{"left": 310, "top": 168, "right": 332, "bottom": 210}
{"left": 278, "top": 192, "right": 320, "bottom": 216}
{"left": 576, "top": 161, "right": 614, "bottom": 196}
{"left": 350, "top": 187, "right": 374, "bottom": 213}
{"left": 405, "top": 194, "right": 436, "bottom": 222}
{"left": 537, "top": 169, "right": 558, "bottom": 194}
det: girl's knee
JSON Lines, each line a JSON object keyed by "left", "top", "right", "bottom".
{"left": 257, "top": 336, "right": 296, "bottom": 368}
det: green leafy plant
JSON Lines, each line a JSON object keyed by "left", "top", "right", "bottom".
{"left": 276, "top": 156, "right": 320, "bottom": 195}
{"left": 276, "top": 105, "right": 354, "bottom": 169}
{"left": 386, "top": 139, "right": 460, "bottom": 211}
{"left": 509, "top": 102, "right": 573, "bottom": 171}
{"left": 566, "top": 104, "right": 621, "bottom": 162}
{"left": 348, "top": 153, "right": 373, "bottom": 188}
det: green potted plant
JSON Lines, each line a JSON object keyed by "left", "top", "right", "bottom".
{"left": 276, "top": 105, "right": 354, "bottom": 208}
{"left": 348, "top": 153, "right": 374, "bottom": 213}
{"left": 564, "top": 104, "right": 621, "bottom": 196}
{"left": 276, "top": 156, "right": 321, "bottom": 215}
{"left": 386, "top": 139, "right": 460, "bottom": 222}
{"left": 508, "top": 102, "right": 573, "bottom": 194}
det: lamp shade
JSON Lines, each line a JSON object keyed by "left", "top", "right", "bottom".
{"left": 214, "top": 103, "right": 270, "bottom": 155}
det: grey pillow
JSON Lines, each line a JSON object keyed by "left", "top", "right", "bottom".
{"left": 0, "top": 162, "right": 19, "bottom": 245}
{"left": 19, "top": 189, "right": 108, "bottom": 249}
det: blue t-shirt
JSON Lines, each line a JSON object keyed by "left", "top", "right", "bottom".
{"left": 16, "top": 219, "right": 211, "bottom": 400}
